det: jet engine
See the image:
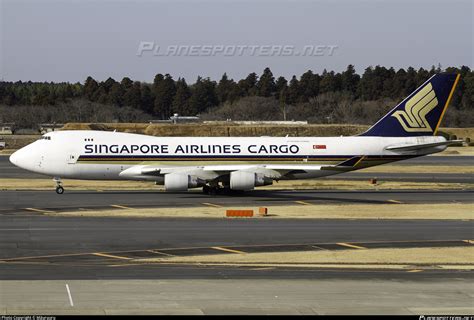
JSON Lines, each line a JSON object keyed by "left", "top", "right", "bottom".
{"left": 229, "top": 171, "right": 273, "bottom": 190}
{"left": 164, "top": 173, "right": 205, "bottom": 191}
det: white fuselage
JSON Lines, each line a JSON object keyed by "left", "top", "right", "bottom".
{"left": 10, "top": 130, "right": 447, "bottom": 183}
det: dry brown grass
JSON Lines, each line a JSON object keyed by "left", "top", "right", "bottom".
{"left": 135, "top": 247, "right": 474, "bottom": 270}
{"left": 44, "top": 203, "right": 474, "bottom": 220}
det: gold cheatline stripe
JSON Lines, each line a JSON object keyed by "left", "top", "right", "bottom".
{"left": 434, "top": 74, "right": 461, "bottom": 134}
{"left": 336, "top": 242, "right": 367, "bottom": 250}
{"left": 211, "top": 246, "right": 246, "bottom": 254}
{"left": 78, "top": 158, "right": 349, "bottom": 161}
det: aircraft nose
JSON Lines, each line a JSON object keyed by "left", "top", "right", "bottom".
{"left": 9, "top": 148, "right": 26, "bottom": 168}
{"left": 9, "top": 150, "right": 19, "bottom": 166}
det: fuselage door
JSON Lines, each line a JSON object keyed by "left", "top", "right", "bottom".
{"left": 67, "top": 154, "right": 77, "bottom": 164}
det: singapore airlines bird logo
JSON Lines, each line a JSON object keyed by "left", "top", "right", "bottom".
{"left": 392, "top": 83, "right": 438, "bottom": 132}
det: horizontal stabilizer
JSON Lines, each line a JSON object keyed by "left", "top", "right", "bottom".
{"left": 385, "top": 140, "right": 463, "bottom": 152}
{"left": 321, "top": 156, "right": 365, "bottom": 171}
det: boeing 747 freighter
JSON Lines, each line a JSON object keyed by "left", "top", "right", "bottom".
{"left": 10, "top": 73, "right": 460, "bottom": 194}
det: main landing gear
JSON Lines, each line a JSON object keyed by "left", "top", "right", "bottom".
{"left": 202, "top": 184, "right": 230, "bottom": 195}
{"left": 202, "top": 184, "right": 235, "bottom": 195}
{"left": 54, "top": 177, "right": 64, "bottom": 194}
{"left": 202, "top": 185, "right": 219, "bottom": 195}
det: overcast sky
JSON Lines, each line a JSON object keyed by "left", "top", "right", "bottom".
{"left": 1, "top": 0, "right": 472, "bottom": 83}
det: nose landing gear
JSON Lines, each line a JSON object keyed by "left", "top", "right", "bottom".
{"left": 54, "top": 177, "right": 64, "bottom": 194}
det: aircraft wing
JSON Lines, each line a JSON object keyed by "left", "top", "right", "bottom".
{"left": 119, "top": 157, "right": 365, "bottom": 181}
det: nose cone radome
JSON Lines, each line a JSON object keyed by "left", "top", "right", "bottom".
{"left": 9, "top": 150, "right": 19, "bottom": 166}
{"left": 9, "top": 148, "right": 27, "bottom": 169}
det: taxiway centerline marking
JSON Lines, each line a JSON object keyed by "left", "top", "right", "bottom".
{"left": 295, "top": 201, "right": 312, "bottom": 205}
{"left": 65, "top": 284, "right": 74, "bottom": 307}
{"left": 407, "top": 269, "right": 423, "bottom": 273}
{"left": 110, "top": 204, "right": 133, "bottom": 210}
{"left": 311, "top": 245, "right": 329, "bottom": 251}
{"left": 24, "top": 207, "right": 55, "bottom": 213}
{"left": 147, "top": 250, "right": 175, "bottom": 257}
{"left": 92, "top": 252, "right": 132, "bottom": 260}
{"left": 387, "top": 199, "right": 403, "bottom": 204}
{"left": 336, "top": 242, "right": 367, "bottom": 250}
{"left": 201, "top": 202, "right": 223, "bottom": 208}
{"left": 212, "top": 246, "right": 246, "bottom": 254}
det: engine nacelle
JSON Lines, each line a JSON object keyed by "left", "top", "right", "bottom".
{"left": 229, "top": 171, "right": 273, "bottom": 191}
{"left": 164, "top": 173, "right": 205, "bottom": 191}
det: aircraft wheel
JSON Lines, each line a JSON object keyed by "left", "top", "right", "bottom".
{"left": 56, "top": 186, "right": 64, "bottom": 194}
{"left": 209, "top": 187, "right": 217, "bottom": 196}
{"left": 202, "top": 185, "right": 210, "bottom": 194}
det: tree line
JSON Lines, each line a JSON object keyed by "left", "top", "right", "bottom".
{"left": 0, "top": 65, "right": 473, "bottom": 127}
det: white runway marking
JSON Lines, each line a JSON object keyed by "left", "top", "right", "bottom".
{"left": 65, "top": 283, "right": 74, "bottom": 307}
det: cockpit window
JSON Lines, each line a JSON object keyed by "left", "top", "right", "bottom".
{"left": 38, "top": 136, "right": 51, "bottom": 141}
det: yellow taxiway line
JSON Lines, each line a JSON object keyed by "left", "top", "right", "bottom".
{"left": 295, "top": 201, "right": 312, "bottom": 206}
{"left": 336, "top": 242, "right": 367, "bottom": 250}
{"left": 387, "top": 199, "right": 403, "bottom": 204}
{"left": 92, "top": 252, "right": 132, "bottom": 260}
{"left": 147, "top": 250, "right": 175, "bottom": 257}
{"left": 212, "top": 246, "right": 246, "bottom": 254}
{"left": 201, "top": 202, "right": 223, "bottom": 208}
{"left": 110, "top": 204, "right": 133, "bottom": 210}
{"left": 24, "top": 207, "right": 55, "bottom": 213}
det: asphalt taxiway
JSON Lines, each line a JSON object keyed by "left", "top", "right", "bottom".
{"left": 1, "top": 154, "right": 473, "bottom": 315}
{"left": 1, "top": 215, "right": 473, "bottom": 279}
{"left": 0, "top": 189, "right": 472, "bottom": 215}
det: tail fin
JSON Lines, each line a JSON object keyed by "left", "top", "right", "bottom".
{"left": 360, "top": 73, "right": 460, "bottom": 137}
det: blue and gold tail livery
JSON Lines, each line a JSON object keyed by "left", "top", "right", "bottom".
{"left": 361, "top": 73, "right": 460, "bottom": 137}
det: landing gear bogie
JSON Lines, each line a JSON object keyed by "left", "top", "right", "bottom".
{"left": 202, "top": 185, "right": 222, "bottom": 195}
{"left": 53, "top": 177, "right": 64, "bottom": 195}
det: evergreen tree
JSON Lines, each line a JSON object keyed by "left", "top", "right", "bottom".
{"left": 256, "top": 67, "right": 276, "bottom": 97}
{"left": 275, "top": 76, "right": 288, "bottom": 98}
{"left": 189, "top": 77, "right": 218, "bottom": 114}
{"left": 123, "top": 81, "right": 142, "bottom": 108}
{"left": 299, "top": 70, "right": 319, "bottom": 101}
{"left": 154, "top": 74, "right": 176, "bottom": 119}
{"left": 140, "top": 85, "right": 154, "bottom": 114}
{"left": 172, "top": 78, "right": 192, "bottom": 115}
{"left": 239, "top": 72, "right": 258, "bottom": 96}
{"left": 83, "top": 76, "right": 99, "bottom": 100}
{"left": 287, "top": 75, "right": 300, "bottom": 104}
{"left": 216, "top": 73, "right": 235, "bottom": 104}
{"left": 319, "top": 70, "right": 339, "bottom": 94}
{"left": 108, "top": 82, "right": 124, "bottom": 106}
{"left": 341, "top": 65, "right": 359, "bottom": 94}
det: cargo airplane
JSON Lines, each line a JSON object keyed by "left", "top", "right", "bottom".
{"left": 10, "top": 73, "right": 460, "bottom": 194}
